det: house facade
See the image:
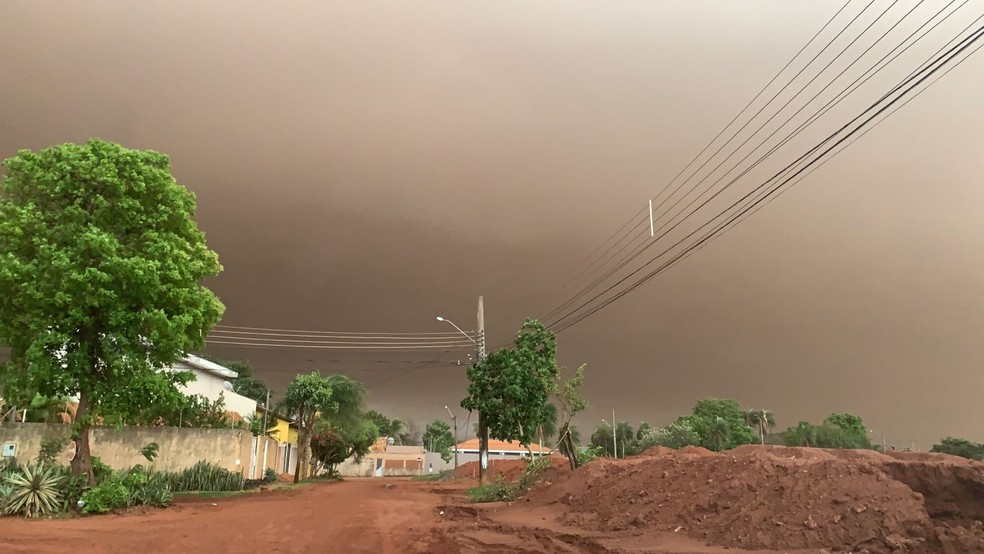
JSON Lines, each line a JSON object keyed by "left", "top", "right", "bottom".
{"left": 170, "top": 354, "right": 257, "bottom": 419}
{"left": 426, "top": 438, "right": 548, "bottom": 472}
{"left": 256, "top": 405, "right": 298, "bottom": 476}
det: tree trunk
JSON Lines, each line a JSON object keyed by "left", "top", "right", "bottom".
{"left": 70, "top": 390, "right": 96, "bottom": 485}
{"left": 478, "top": 412, "right": 489, "bottom": 486}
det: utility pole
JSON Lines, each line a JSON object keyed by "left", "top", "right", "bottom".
{"left": 476, "top": 295, "right": 489, "bottom": 485}
{"left": 612, "top": 408, "right": 617, "bottom": 460}
{"left": 445, "top": 405, "right": 458, "bottom": 469}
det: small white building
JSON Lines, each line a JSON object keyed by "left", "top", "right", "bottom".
{"left": 169, "top": 354, "right": 257, "bottom": 420}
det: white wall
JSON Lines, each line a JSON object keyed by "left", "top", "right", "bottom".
{"left": 169, "top": 361, "right": 257, "bottom": 419}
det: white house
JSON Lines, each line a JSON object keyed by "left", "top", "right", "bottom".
{"left": 169, "top": 354, "right": 257, "bottom": 420}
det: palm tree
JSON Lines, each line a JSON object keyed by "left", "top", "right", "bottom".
{"left": 790, "top": 421, "right": 815, "bottom": 447}
{"left": 538, "top": 403, "right": 558, "bottom": 453}
{"left": 709, "top": 417, "right": 731, "bottom": 452}
{"left": 744, "top": 409, "right": 777, "bottom": 444}
{"left": 757, "top": 410, "right": 776, "bottom": 444}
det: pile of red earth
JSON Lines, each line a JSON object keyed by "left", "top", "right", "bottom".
{"left": 454, "top": 455, "right": 569, "bottom": 481}
{"left": 523, "top": 445, "right": 984, "bottom": 553}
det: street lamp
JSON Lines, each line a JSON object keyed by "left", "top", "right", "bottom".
{"left": 602, "top": 417, "right": 617, "bottom": 460}
{"left": 436, "top": 316, "right": 477, "bottom": 345}
{"left": 445, "top": 405, "right": 458, "bottom": 469}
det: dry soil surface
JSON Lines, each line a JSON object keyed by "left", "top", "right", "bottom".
{"left": 3, "top": 446, "right": 984, "bottom": 553}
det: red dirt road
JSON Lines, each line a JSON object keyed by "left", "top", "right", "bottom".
{"left": 0, "top": 479, "right": 447, "bottom": 554}
{"left": 0, "top": 477, "right": 796, "bottom": 554}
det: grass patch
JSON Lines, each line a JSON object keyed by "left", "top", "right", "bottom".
{"left": 465, "top": 457, "right": 551, "bottom": 503}
{"left": 412, "top": 470, "right": 455, "bottom": 482}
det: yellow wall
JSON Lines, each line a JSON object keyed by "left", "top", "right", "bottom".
{"left": 258, "top": 410, "right": 297, "bottom": 445}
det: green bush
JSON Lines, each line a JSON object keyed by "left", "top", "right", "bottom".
{"left": 465, "top": 481, "right": 515, "bottom": 503}
{"left": 91, "top": 457, "right": 113, "bottom": 484}
{"left": 160, "top": 461, "right": 245, "bottom": 492}
{"left": 58, "top": 471, "right": 89, "bottom": 513}
{"left": 466, "top": 457, "right": 552, "bottom": 503}
{"left": 264, "top": 467, "right": 279, "bottom": 483}
{"left": 3, "top": 463, "right": 64, "bottom": 518}
{"left": 80, "top": 479, "right": 129, "bottom": 514}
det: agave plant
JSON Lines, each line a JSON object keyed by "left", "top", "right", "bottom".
{"left": 0, "top": 482, "right": 13, "bottom": 513}
{"left": 3, "top": 463, "right": 64, "bottom": 518}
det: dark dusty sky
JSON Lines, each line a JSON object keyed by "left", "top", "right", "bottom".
{"left": 1, "top": 1, "right": 982, "bottom": 449}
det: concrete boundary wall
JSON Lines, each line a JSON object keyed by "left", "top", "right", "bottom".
{"left": 0, "top": 422, "right": 281, "bottom": 475}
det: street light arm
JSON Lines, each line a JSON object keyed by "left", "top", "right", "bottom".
{"left": 436, "top": 316, "right": 477, "bottom": 345}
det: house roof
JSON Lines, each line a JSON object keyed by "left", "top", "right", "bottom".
{"left": 256, "top": 404, "right": 297, "bottom": 426}
{"left": 455, "top": 438, "right": 546, "bottom": 452}
{"left": 179, "top": 354, "right": 239, "bottom": 380}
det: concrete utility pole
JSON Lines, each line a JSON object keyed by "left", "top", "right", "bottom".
{"left": 445, "top": 405, "right": 458, "bottom": 469}
{"left": 613, "top": 408, "right": 618, "bottom": 460}
{"left": 476, "top": 296, "right": 489, "bottom": 485}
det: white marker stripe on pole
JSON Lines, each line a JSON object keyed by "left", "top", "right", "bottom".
{"left": 648, "top": 199, "right": 654, "bottom": 237}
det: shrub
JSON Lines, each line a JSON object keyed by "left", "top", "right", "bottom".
{"left": 80, "top": 479, "right": 129, "bottom": 514}
{"left": 91, "top": 457, "right": 113, "bottom": 483}
{"left": 36, "top": 436, "right": 69, "bottom": 465}
{"left": 160, "top": 461, "right": 245, "bottom": 492}
{"left": 466, "top": 457, "right": 552, "bottom": 503}
{"left": 3, "top": 463, "right": 64, "bottom": 518}
{"left": 466, "top": 481, "right": 515, "bottom": 503}
{"left": 58, "top": 471, "right": 89, "bottom": 513}
{"left": 264, "top": 467, "right": 279, "bottom": 483}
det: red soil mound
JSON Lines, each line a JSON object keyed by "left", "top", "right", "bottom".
{"left": 454, "top": 455, "right": 569, "bottom": 481}
{"left": 523, "top": 445, "right": 984, "bottom": 553}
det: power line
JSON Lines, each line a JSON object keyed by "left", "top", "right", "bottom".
{"left": 545, "top": 4, "right": 973, "bottom": 328}
{"left": 660, "top": 38, "right": 983, "bottom": 285}
{"left": 541, "top": 0, "right": 865, "bottom": 322}
{"left": 205, "top": 339, "right": 474, "bottom": 350}
{"left": 210, "top": 329, "right": 472, "bottom": 343}
{"left": 212, "top": 323, "right": 471, "bottom": 337}
{"left": 550, "top": 22, "right": 984, "bottom": 332}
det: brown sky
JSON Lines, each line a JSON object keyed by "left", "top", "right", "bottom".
{"left": 2, "top": 1, "right": 982, "bottom": 449}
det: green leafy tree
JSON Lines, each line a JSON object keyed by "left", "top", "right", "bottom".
{"left": 423, "top": 419, "right": 456, "bottom": 462}
{"left": 709, "top": 417, "right": 731, "bottom": 452}
{"left": 538, "top": 403, "right": 558, "bottom": 447}
{"left": 687, "top": 398, "right": 757, "bottom": 451}
{"left": 398, "top": 420, "right": 422, "bottom": 446}
{"left": 590, "top": 425, "right": 615, "bottom": 457}
{"left": 931, "top": 437, "right": 984, "bottom": 461}
{"left": 365, "top": 410, "right": 395, "bottom": 438}
{"left": 462, "top": 320, "right": 559, "bottom": 460}
{"left": 783, "top": 421, "right": 817, "bottom": 447}
{"left": 0, "top": 140, "right": 224, "bottom": 484}
{"left": 823, "top": 413, "right": 867, "bottom": 437}
{"left": 553, "top": 365, "right": 588, "bottom": 469}
{"left": 640, "top": 418, "right": 702, "bottom": 449}
{"left": 615, "top": 422, "right": 637, "bottom": 456}
{"left": 310, "top": 419, "right": 378, "bottom": 475}
{"left": 280, "top": 372, "right": 336, "bottom": 483}
{"left": 636, "top": 422, "right": 652, "bottom": 442}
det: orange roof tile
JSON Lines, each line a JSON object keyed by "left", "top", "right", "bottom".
{"left": 455, "top": 438, "right": 547, "bottom": 452}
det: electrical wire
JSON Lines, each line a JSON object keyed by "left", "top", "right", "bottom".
{"left": 545, "top": 3, "right": 973, "bottom": 328}
{"left": 541, "top": 0, "right": 865, "bottom": 322}
{"left": 212, "top": 324, "right": 472, "bottom": 337}
{"left": 205, "top": 339, "right": 474, "bottom": 350}
{"left": 549, "top": 22, "right": 984, "bottom": 332}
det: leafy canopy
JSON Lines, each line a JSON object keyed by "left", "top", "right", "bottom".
{"left": 423, "top": 419, "right": 456, "bottom": 463}
{"left": 0, "top": 140, "right": 223, "bottom": 480}
{"left": 461, "top": 319, "right": 559, "bottom": 447}
{"left": 931, "top": 437, "right": 984, "bottom": 461}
